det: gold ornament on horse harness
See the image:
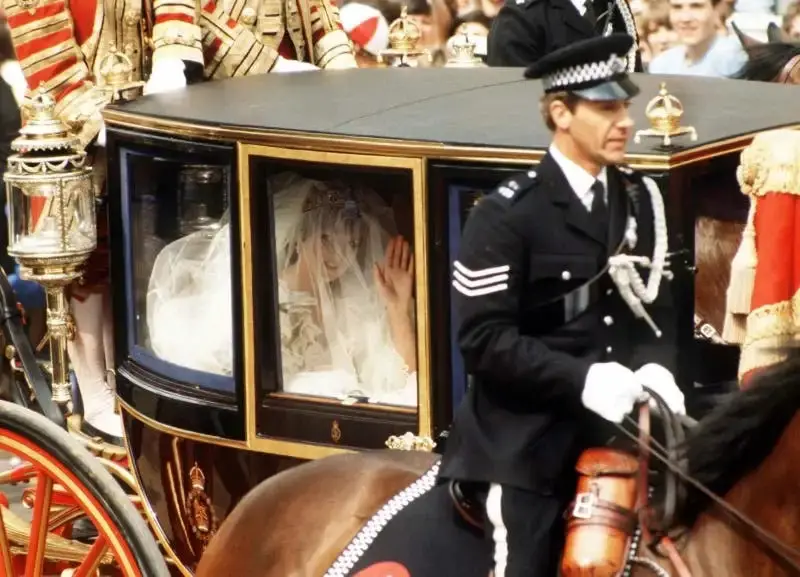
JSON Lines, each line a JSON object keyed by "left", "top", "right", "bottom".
{"left": 378, "top": 6, "right": 432, "bottom": 67}
{"left": 185, "top": 463, "right": 218, "bottom": 550}
{"left": 634, "top": 82, "right": 698, "bottom": 147}
{"left": 385, "top": 432, "right": 436, "bottom": 452}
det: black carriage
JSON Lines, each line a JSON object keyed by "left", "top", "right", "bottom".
{"left": 1, "top": 67, "right": 798, "bottom": 575}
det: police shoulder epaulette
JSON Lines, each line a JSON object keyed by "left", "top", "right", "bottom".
{"left": 491, "top": 169, "right": 539, "bottom": 204}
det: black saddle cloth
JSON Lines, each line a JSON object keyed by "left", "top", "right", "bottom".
{"left": 346, "top": 482, "right": 491, "bottom": 576}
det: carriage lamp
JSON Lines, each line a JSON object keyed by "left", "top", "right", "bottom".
{"left": 378, "top": 6, "right": 432, "bottom": 67}
{"left": 444, "top": 32, "right": 487, "bottom": 68}
{"left": 4, "top": 90, "right": 97, "bottom": 405}
{"left": 634, "top": 82, "right": 698, "bottom": 147}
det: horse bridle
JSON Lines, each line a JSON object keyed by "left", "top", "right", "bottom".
{"left": 776, "top": 54, "right": 800, "bottom": 84}
{"left": 617, "top": 389, "right": 800, "bottom": 576}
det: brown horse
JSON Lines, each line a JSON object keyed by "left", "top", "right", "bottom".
{"left": 196, "top": 348, "right": 800, "bottom": 577}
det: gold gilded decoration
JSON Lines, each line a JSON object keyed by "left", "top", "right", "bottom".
{"left": 385, "top": 432, "right": 436, "bottom": 451}
{"left": 331, "top": 420, "right": 342, "bottom": 443}
{"left": 185, "top": 463, "right": 218, "bottom": 550}
{"left": 633, "top": 82, "right": 698, "bottom": 147}
{"left": 445, "top": 33, "right": 486, "bottom": 68}
{"left": 736, "top": 129, "right": 800, "bottom": 198}
{"left": 5, "top": 90, "right": 96, "bottom": 405}
{"left": 17, "top": 0, "right": 39, "bottom": 14}
{"left": 378, "top": 6, "right": 431, "bottom": 67}
{"left": 97, "top": 47, "right": 146, "bottom": 102}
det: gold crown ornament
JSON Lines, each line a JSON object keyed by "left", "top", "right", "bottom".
{"left": 634, "top": 82, "right": 698, "bottom": 147}
{"left": 378, "top": 6, "right": 432, "bottom": 67}
{"left": 445, "top": 32, "right": 487, "bottom": 68}
{"left": 97, "top": 47, "right": 145, "bottom": 103}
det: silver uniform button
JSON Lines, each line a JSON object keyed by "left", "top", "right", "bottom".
{"left": 606, "top": 346, "right": 613, "bottom": 353}
{"left": 603, "top": 315, "right": 614, "bottom": 326}
{"left": 606, "top": 288, "right": 613, "bottom": 295}
{"left": 561, "top": 270, "right": 571, "bottom": 281}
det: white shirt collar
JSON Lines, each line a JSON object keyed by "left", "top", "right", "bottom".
{"left": 570, "top": 0, "right": 587, "bottom": 14}
{"left": 548, "top": 143, "right": 607, "bottom": 210}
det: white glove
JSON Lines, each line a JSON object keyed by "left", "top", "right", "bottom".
{"left": 581, "top": 362, "right": 644, "bottom": 424}
{"left": 634, "top": 363, "right": 686, "bottom": 416}
{"left": 271, "top": 56, "right": 320, "bottom": 74}
{"left": 96, "top": 119, "right": 106, "bottom": 147}
{"left": 143, "top": 58, "right": 187, "bottom": 95}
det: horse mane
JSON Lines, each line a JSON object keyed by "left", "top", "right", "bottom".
{"left": 735, "top": 42, "right": 800, "bottom": 81}
{"left": 675, "top": 345, "right": 800, "bottom": 526}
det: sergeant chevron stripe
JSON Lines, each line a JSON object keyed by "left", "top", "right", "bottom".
{"left": 452, "top": 261, "right": 509, "bottom": 297}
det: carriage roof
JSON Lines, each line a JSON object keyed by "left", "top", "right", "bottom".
{"left": 105, "top": 68, "right": 800, "bottom": 166}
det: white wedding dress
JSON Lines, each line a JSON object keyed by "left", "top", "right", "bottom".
{"left": 146, "top": 172, "right": 417, "bottom": 407}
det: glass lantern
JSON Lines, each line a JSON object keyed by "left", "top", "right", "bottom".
{"left": 4, "top": 89, "right": 96, "bottom": 405}
{"left": 5, "top": 91, "right": 96, "bottom": 270}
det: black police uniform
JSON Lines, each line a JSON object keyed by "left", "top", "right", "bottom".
{"left": 486, "top": 0, "right": 643, "bottom": 71}
{"left": 437, "top": 35, "right": 676, "bottom": 576}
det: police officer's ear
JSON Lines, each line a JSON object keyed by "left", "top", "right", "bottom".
{"left": 549, "top": 98, "right": 574, "bottom": 132}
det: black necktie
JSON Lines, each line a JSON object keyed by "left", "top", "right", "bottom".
{"left": 590, "top": 179, "right": 608, "bottom": 234}
{"left": 582, "top": 0, "right": 597, "bottom": 26}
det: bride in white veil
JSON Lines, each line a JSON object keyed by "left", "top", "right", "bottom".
{"left": 146, "top": 171, "right": 418, "bottom": 407}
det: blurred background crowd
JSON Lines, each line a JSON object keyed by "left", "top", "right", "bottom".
{"left": 336, "top": 0, "right": 800, "bottom": 72}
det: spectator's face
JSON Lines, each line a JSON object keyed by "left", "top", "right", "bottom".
{"left": 669, "top": 0, "right": 717, "bottom": 47}
{"left": 789, "top": 15, "right": 800, "bottom": 39}
{"left": 648, "top": 24, "right": 678, "bottom": 55}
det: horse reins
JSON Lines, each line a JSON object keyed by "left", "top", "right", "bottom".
{"left": 617, "top": 390, "right": 800, "bottom": 576}
{"left": 776, "top": 54, "right": 800, "bottom": 84}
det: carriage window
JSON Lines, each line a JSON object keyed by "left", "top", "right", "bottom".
{"left": 252, "top": 162, "right": 419, "bottom": 410}
{"left": 122, "top": 151, "right": 234, "bottom": 391}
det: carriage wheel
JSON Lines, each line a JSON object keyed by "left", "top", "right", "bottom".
{"left": 0, "top": 400, "right": 168, "bottom": 577}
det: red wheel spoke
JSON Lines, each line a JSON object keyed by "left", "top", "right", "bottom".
{"left": 72, "top": 535, "right": 109, "bottom": 577}
{"left": 24, "top": 471, "right": 54, "bottom": 577}
{"left": 0, "top": 505, "right": 14, "bottom": 577}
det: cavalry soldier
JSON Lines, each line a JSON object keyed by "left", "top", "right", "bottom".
{"left": 145, "top": 0, "right": 358, "bottom": 89}
{"left": 438, "top": 34, "right": 684, "bottom": 576}
{"left": 485, "top": 0, "right": 641, "bottom": 71}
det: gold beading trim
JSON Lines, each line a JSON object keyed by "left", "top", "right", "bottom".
{"left": 738, "top": 288, "right": 800, "bottom": 379}
{"left": 737, "top": 129, "right": 800, "bottom": 198}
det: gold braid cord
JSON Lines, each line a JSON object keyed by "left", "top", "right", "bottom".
{"left": 723, "top": 129, "right": 800, "bottom": 382}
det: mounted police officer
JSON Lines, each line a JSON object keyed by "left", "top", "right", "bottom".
{"left": 486, "top": 0, "right": 642, "bottom": 71}
{"left": 438, "top": 34, "right": 684, "bottom": 576}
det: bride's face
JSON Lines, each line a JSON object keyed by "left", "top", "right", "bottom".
{"left": 301, "top": 217, "right": 363, "bottom": 283}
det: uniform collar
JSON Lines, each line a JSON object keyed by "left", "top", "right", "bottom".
{"left": 548, "top": 143, "right": 608, "bottom": 209}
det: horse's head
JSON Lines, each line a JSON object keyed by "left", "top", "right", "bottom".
{"left": 733, "top": 21, "right": 800, "bottom": 83}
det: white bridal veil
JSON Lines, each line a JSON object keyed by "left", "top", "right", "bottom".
{"left": 146, "top": 171, "right": 417, "bottom": 407}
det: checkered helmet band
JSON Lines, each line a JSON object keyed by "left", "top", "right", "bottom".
{"left": 542, "top": 53, "right": 628, "bottom": 91}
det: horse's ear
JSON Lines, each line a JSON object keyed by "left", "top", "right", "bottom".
{"left": 731, "top": 20, "right": 765, "bottom": 50}
{"left": 766, "top": 22, "right": 792, "bottom": 44}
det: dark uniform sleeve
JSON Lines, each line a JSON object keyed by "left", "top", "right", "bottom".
{"left": 486, "top": 3, "right": 543, "bottom": 67}
{"left": 452, "top": 186, "right": 592, "bottom": 405}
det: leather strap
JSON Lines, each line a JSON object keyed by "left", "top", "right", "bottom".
{"left": 624, "top": 395, "right": 800, "bottom": 576}
{"left": 637, "top": 403, "right": 693, "bottom": 577}
{"left": 777, "top": 54, "right": 800, "bottom": 84}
